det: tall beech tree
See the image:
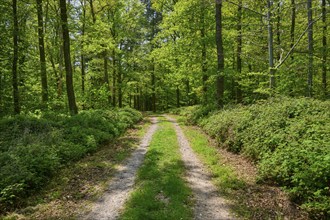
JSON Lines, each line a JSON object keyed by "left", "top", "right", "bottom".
{"left": 307, "top": 0, "right": 313, "bottom": 97}
{"left": 322, "top": 0, "right": 327, "bottom": 96}
{"left": 59, "top": 0, "right": 78, "bottom": 115}
{"left": 36, "top": 0, "right": 48, "bottom": 103}
{"left": 236, "top": 0, "right": 243, "bottom": 103}
{"left": 267, "top": 0, "right": 275, "bottom": 90}
{"left": 12, "top": 0, "right": 20, "bottom": 114}
{"left": 215, "top": 0, "right": 225, "bottom": 108}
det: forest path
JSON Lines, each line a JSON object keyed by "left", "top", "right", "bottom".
{"left": 165, "top": 115, "right": 236, "bottom": 220}
{"left": 82, "top": 117, "right": 159, "bottom": 220}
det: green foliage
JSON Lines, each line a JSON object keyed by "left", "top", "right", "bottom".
{"left": 0, "top": 108, "right": 142, "bottom": 211}
{"left": 179, "top": 97, "right": 330, "bottom": 218}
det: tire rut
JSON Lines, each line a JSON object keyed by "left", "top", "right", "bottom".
{"left": 81, "top": 117, "right": 158, "bottom": 220}
{"left": 166, "top": 115, "right": 236, "bottom": 220}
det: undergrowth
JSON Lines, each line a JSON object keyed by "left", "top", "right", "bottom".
{"left": 176, "top": 97, "right": 330, "bottom": 219}
{"left": 0, "top": 107, "right": 142, "bottom": 212}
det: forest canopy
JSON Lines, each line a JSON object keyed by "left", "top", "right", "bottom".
{"left": 0, "top": 0, "right": 328, "bottom": 115}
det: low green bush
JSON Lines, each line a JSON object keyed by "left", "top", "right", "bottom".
{"left": 179, "top": 97, "right": 330, "bottom": 218}
{"left": 0, "top": 108, "right": 142, "bottom": 211}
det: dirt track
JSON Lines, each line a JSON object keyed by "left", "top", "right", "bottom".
{"left": 82, "top": 117, "right": 158, "bottom": 220}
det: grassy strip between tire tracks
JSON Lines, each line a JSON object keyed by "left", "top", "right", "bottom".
{"left": 120, "top": 117, "right": 193, "bottom": 220}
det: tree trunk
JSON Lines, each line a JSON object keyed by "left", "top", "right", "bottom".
{"left": 215, "top": 0, "right": 225, "bottom": 109}
{"left": 59, "top": 0, "right": 78, "bottom": 115}
{"left": 37, "top": 0, "right": 48, "bottom": 103}
{"left": 89, "top": 0, "right": 96, "bottom": 24}
{"left": 176, "top": 86, "right": 180, "bottom": 108}
{"left": 276, "top": 2, "right": 281, "bottom": 61}
{"left": 0, "top": 71, "right": 2, "bottom": 108}
{"left": 112, "top": 49, "right": 116, "bottom": 107}
{"left": 201, "top": 0, "right": 208, "bottom": 104}
{"left": 267, "top": 0, "right": 275, "bottom": 89}
{"left": 290, "top": 0, "right": 295, "bottom": 59}
{"left": 186, "top": 79, "right": 190, "bottom": 105}
{"left": 12, "top": 0, "right": 20, "bottom": 114}
{"left": 58, "top": 41, "right": 64, "bottom": 98}
{"left": 322, "top": 0, "right": 327, "bottom": 97}
{"left": 236, "top": 0, "right": 243, "bottom": 103}
{"left": 81, "top": 0, "right": 86, "bottom": 94}
{"left": 151, "top": 63, "right": 156, "bottom": 112}
{"left": 307, "top": 0, "right": 313, "bottom": 97}
{"left": 118, "top": 58, "right": 123, "bottom": 108}
{"left": 103, "top": 50, "right": 111, "bottom": 104}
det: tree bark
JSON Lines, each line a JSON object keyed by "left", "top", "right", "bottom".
{"left": 322, "top": 0, "right": 327, "bottom": 96}
{"left": 118, "top": 57, "right": 123, "bottom": 108}
{"left": 151, "top": 63, "right": 156, "bottom": 112}
{"left": 267, "top": 0, "right": 275, "bottom": 89}
{"left": 290, "top": 0, "right": 296, "bottom": 59}
{"left": 276, "top": 2, "right": 281, "bottom": 61}
{"left": 236, "top": 0, "right": 243, "bottom": 103}
{"left": 103, "top": 50, "right": 111, "bottom": 104}
{"left": 37, "top": 0, "right": 48, "bottom": 103}
{"left": 80, "top": 0, "right": 86, "bottom": 94}
{"left": 307, "top": 0, "right": 313, "bottom": 97}
{"left": 176, "top": 86, "right": 180, "bottom": 108}
{"left": 60, "top": 0, "right": 78, "bottom": 115}
{"left": 112, "top": 49, "right": 116, "bottom": 107}
{"left": 201, "top": 0, "right": 208, "bottom": 104}
{"left": 215, "top": 0, "right": 225, "bottom": 109}
{"left": 89, "top": 0, "right": 96, "bottom": 24}
{"left": 12, "top": 0, "right": 20, "bottom": 114}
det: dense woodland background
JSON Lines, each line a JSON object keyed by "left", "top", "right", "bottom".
{"left": 0, "top": 0, "right": 330, "bottom": 218}
{"left": 0, "top": 0, "right": 329, "bottom": 115}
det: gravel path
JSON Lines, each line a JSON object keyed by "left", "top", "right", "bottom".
{"left": 82, "top": 117, "right": 158, "bottom": 220}
{"left": 166, "top": 115, "right": 236, "bottom": 220}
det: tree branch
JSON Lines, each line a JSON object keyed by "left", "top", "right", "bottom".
{"left": 224, "top": 0, "right": 267, "bottom": 17}
{"left": 275, "top": 15, "right": 322, "bottom": 69}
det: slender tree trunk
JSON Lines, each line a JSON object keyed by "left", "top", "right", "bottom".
{"left": 186, "top": 79, "right": 190, "bottom": 105}
{"left": 322, "top": 0, "right": 327, "bottom": 96}
{"left": 151, "top": 61, "right": 156, "bottom": 112}
{"left": 37, "top": 0, "right": 48, "bottom": 103}
{"left": 49, "top": 53, "right": 61, "bottom": 98}
{"left": 112, "top": 49, "right": 116, "bottom": 107}
{"left": 60, "top": 0, "right": 78, "bottom": 115}
{"left": 236, "top": 0, "right": 243, "bottom": 103}
{"left": 215, "top": 0, "right": 225, "bottom": 109}
{"left": 290, "top": 0, "right": 296, "bottom": 59}
{"left": 12, "top": 0, "right": 20, "bottom": 114}
{"left": 307, "top": 0, "right": 313, "bottom": 97}
{"left": 267, "top": 0, "right": 275, "bottom": 89}
{"left": 81, "top": 0, "right": 86, "bottom": 94}
{"left": 58, "top": 41, "right": 64, "bottom": 98}
{"left": 201, "top": 0, "right": 208, "bottom": 104}
{"left": 176, "top": 86, "right": 180, "bottom": 108}
{"left": 103, "top": 50, "right": 111, "bottom": 104}
{"left": 89, "top": 0, "right": 96, "bottom": 24}
{"left": 118, "top": 58, "right": 123, "bottom": 108}
{"left": 0, "top": 71, "right": 2, "bottom": 108}
{"left": 81, "top": 54, "right": 85, "bottom": 94}
{"left": 276, "top": 2, "right": 281, "bottom": 61}
{"left": 137, "top": 87, "right": 140, "bottom": 110}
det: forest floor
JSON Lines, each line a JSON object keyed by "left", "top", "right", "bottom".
{"left": 2, "top": 115, "right": 308, "bottom": 220}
